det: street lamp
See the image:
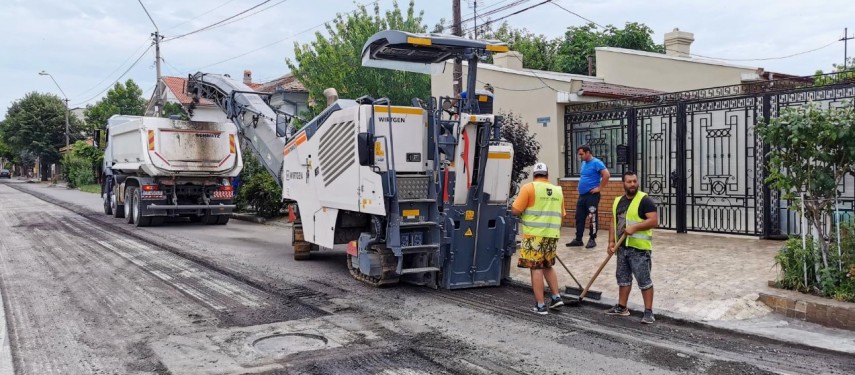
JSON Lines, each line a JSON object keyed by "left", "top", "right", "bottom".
{"left": 38, "top": 70, "right": 70, "bottom": 149}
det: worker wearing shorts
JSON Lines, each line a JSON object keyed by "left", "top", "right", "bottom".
{"left": 512, "top": 162, "right": 565, "bottom": 315}
{"left": 605, "top": 170, "right": 658, "bottom": 324}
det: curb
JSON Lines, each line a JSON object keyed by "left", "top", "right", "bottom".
{"left": 760, "top": 281, "right": 855, "bottom": 332}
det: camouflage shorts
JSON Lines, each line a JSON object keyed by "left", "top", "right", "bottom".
{"left": 517, "top": 236, "right": 558, "bottom": 269}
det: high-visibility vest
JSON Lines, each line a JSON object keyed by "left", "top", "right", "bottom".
{"left": 612, "top": 192, "right": 653, "bottom": 250}
{"left": 520, "top": 182, "right": 563, "bottom": 238}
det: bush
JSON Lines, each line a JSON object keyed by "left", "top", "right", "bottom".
{"left": 234, "top": 146, "right": 285, "bottom": 218}
{"left": 775, "top": 222, "right": 855, "bottom": 302}
{"left": 499, "top": 111, "right": 540, "bottom": 197}
{"left": 62, "top": 141, "right": 100, "bottom": 189}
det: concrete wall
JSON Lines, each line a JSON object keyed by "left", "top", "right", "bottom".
{"left": 595, "top": 48, "right": 758, "bottom": 92}
{"left": 190, "top": 107, "right": 228, "bottom": 123}
{"left": 431, "top": 62, "right": 582, "bottom": 182}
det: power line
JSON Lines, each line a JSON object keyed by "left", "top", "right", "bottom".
{"left": 667, "top": 40, "right": 838, "bottom": 62}
{"left": 441, "top": 0, "right": 517, "bottom": 31}
{"left": 165, "top": 0, "right": 272, "bottom": 42}
{"left": 193, "top": 0, "right": 381, "bottom": 71}
{"left": 72, "top": 38, "right": 151, "bottom": 98}
{"left": 138, "top": 0, "right": 160, "bottom": 31}
{"left": 442, "top": 0, "right": 532, "bottom": 32}
{"left": 550, "top": 1, "right": 604, "bottom": 29}
{"left": 199, "top": 0, "right": 291, "bottom": 33}
{"left": 464, "top": 0, "right": 552, "bottom": 34}
{"left": 72, "top": 45, "right": 153, "bottom": 107}
{"left": 163, "top": 0, "right": 238, "bottom": 32}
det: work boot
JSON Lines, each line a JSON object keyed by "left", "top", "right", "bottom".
{"left": 585, "top": 238, "right": 597, "bottom": 249}
{"left": 604, "top": 304, "right": 630, "bottom": 316}
{"left": 549, "top": 296, "right": 564, "bottom": 309}
{"left": 642, "top": 310, "right": 656, "bottom": 324}
{"left": 565, "top": 239, "right": 583, "bottom": 247}
{"left": 531, "top": 303, "right": 548, "bottom": 315}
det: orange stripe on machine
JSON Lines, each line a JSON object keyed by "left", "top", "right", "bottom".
{"left": 283, "top": 133, "right": 307, "bottom": 156}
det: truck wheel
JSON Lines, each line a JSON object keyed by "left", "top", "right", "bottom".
{"left": 133, "top": 188, "right": 152, "bottom": 227}
{"left": 103, "top": 191, "right": 113, "bottom": 215}
{"left": 112, "top": 188, "right": 125, "bottom": 219}
{"left": 125, "top": 187, "right": 136, "bottom": 224}
{"left": 202, "top": 212, "right": 218, "bottom": 225}
{"left": 216, "top": 215, "right": 230, "bottom": 225}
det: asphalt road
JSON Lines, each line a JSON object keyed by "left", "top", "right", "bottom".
{"left": 1, "top": 180, "right": 853, "bottom": 374}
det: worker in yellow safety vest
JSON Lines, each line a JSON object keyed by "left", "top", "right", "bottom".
{"left": 511, "top": 162, "right": 565, "bottom": 315}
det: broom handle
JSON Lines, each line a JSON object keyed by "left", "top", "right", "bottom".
{"left": 556, "top": 255, "right": 583, "bottom": 289}
{"left": 580, "top": 232, "right": 627, "bottom": 300}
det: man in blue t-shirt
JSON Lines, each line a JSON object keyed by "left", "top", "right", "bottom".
{"left": 567, "top": 145, "right": 610, "bottom": 249}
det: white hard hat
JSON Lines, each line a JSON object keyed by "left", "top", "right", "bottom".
{"left": 532, "top": 162, "right": 548, "bottom": 176}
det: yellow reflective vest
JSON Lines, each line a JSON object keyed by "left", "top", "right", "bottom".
{"left": 520, "top": 182, "right": 563, "bottom": 238}
{"left": 612, "top": 192, "right": 653, "bottom": 250}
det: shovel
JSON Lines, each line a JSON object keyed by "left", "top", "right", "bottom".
{"left": 578, "top": 231, "right": 628, "bottom": 301}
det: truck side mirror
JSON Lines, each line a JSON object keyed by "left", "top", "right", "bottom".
{"left": 357, "top": 132, "right": 374, "bottom": 166}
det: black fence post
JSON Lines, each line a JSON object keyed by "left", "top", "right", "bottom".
{"left": 626, "top": 108, "right": 638, "bottom": 175}
{"left": 676, "top": 102, "right": 688, "bottom": 233}
{"left": 761, "top": 94, "right": 774, "bottom": 239}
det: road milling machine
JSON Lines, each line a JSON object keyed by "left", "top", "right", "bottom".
{"left": 187, "top": 30, "right": 519, "bottom": 289}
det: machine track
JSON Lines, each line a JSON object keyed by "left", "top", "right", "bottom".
{"left": 347, "top": 245, "right": 400, "bottom": 287}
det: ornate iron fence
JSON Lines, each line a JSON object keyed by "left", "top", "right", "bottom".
{"left": 565, "top": 72, "right": 855, "bottom": 237}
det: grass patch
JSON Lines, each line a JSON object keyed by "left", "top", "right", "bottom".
{"left": 78, "top": 184, "right": 100, "bottom": 194}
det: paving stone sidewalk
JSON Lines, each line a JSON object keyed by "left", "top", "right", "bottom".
{"left": 510, "top": 227, "right": 780, "bottom": 321}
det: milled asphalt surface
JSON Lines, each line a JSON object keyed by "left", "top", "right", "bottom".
{"left": 1, "top": 179, "right": 854, "bottom": 374}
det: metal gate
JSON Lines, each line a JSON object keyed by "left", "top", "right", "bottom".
{"left": 566, "top": 73, "right": 855, "bottom": 237}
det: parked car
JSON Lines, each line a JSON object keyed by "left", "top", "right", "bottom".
{"left": 0, "top": 169, "right": 10, "bottom": 178}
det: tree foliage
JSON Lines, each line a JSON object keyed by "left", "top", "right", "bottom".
{"left": 498, "top": 111, "right": 541, "bottom": 197}
{"left": 162, "top": 102, "right": 190, "bottom": 120}
{"left": 758, "top": 102, "right": 855, "bottom": 297}
{"left": 62, "top": 140, "right": 100, "bottom": 188}
{"left": 0, "top": 92, "right": 83, "bottom": 166}
{"left": 481, "top": 21, "right": 663, "bottom": 75}
{"left": 83, "top": 79, "right": 146, "bottom": 132}
{"left": 287, "top": 1, "right": 432, "bottom": 117}
{"left": 234, "top": 146, "right": 284, "bottom": 218}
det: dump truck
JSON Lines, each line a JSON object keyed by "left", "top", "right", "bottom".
{"left": 101, "top": 115, "right": 243, "bottom": 226}
{"left": 187, "top": 30, "right": 519, "bottom": 289}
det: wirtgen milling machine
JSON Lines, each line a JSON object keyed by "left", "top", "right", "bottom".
{"left": 188, "top": 30, "right": 518, "bottom": 289}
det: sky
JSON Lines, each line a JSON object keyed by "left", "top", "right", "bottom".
{"left": 2, "top": 0, "right": 853, "bottom": 120}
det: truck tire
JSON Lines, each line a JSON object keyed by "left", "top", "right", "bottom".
{"left": 112, "top": 187, "right": 125, "bottom": 219}
{"left": 125, "top": 187, "right": 136, "bottom": 224}
{"left": 202, "top": 212, "right": 219, "bottom": 225}
{"left": 133, "top": 188, "right": 152, "bottom": 227}
{"left": 103, "top": 191, "right": 113, "bottom": 215}
{"left": 216, "top": 215, "right": 230, "bottom": 225}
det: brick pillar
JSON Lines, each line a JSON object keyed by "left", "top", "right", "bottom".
{"left": 558, "top": 179, "right": 623, "bottom": 233}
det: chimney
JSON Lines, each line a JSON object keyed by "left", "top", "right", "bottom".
{"left": 664, "top": 28, "right": 694, "bottom": 57}
{"left": 493, "top": 51, "right": 523, "bottom": 70}
{"left": 243, "top": 69, "right": 252, "bottom": 85}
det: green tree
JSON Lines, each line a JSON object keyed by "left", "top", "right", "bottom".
{"left": 498, "top": 111, "right": 541, "bottom": 197}
{"left": 0, "top": 92, "right": 83, "bottom": 166}
{"left": 62, "top": 140, "right": 101, "bottom": 188}
{"left": 83, "top": 79, "right": 146, "bottom": 132}
{"left": 287, "top": 0, "right": 432, "bottom": 117}
{"left": 162, "top": 102, "right": 190, "bottom": 120}
{"left": 758, "top": 102, "right": 855, "bottom": 296}
{"left": 483, "top": 21, "right": 663, "bottom": 75}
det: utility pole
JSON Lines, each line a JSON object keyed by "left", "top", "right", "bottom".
{"left": 452, "top": 0, "right": 462, "bottom": 96}
{"left": 153, "top": 31, "right": 164, "bottom": 117}
{"left": 38, "top": 70, "right": 70, "bottom": 149}
{"left": 841, "top": 28, "right": 853, "bottom": 71}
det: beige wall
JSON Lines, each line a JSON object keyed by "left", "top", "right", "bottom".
{"left": 431, "top": 62, "right": 582, "bottom": 181}
{"left": 595, "top": 48, "right": 757, "bottom": 92}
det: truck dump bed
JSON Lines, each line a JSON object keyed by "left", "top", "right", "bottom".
{"left": 106, "top": 115, "right": 241, "bottom": 177}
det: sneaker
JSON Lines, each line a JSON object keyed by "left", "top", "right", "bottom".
{"left": 585, "top": 238, "right": 597, "bottom": 249}
{"left": 604, "top": 304, "right": 630, "bottom": 316}
{"left": 642, "top": 310, "right": 655, "bottom": 324}
{"left": 531, "top": 304, "right": 548, "bottom": 315}
{"left": 565, "top": 239, "right": 583, "bottom": 247}
{"left": 549, "top": 296, "right": 564, "bottom": 309}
